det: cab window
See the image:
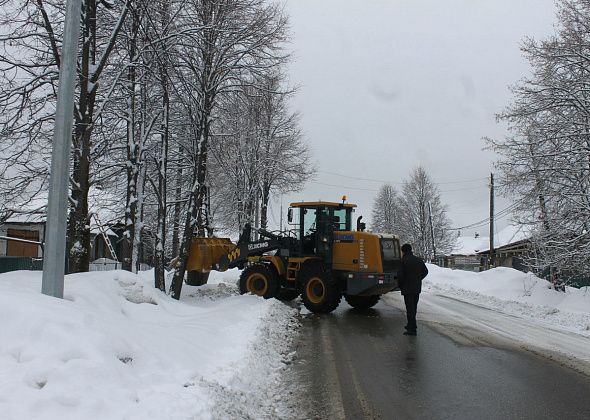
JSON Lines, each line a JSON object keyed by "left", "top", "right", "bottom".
{"left": 303, "top": 207, "right": 326, "bottom": 235}
{"left": 332, "top": 208, "right": 347, "bottom": 231}
{"left": 381, "top": 238, "right": 400, "bottom": 260}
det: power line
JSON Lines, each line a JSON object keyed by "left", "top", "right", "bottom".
{"left": 309, "top": 179, "right": 488, "bottom": 194}
{"left": 439, "top": 185, "right": 488, "bottom": 193}
{"left": 313, "top": 172, "right": 489, "bottom": 193}
{"left": 316, "top": 170, "right": 389, "bottom": 184}
{"left": 448, "top": 201, "right": 521, "bottom": 231}
{"left": 317, "top": 170, "right": 488, "bottom": 185}
{"left": 308, "top": 180, "right": 381, "bottom": 192}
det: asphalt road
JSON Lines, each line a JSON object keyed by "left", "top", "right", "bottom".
{"left": 292, "top": 297, "right": 590, "bottom": 420}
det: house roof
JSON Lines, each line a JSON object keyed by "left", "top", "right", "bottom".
{"left": 451, "top": 224, "right": 533, "bottom": 256}
{"left": 478, "top": 224, "right": 532, "bottom": 253}
{"left": 2, "top": 188, "right": 125, "bottom": 234}
{"left": 451, "top": 235, "right": 490, "bottom": 256}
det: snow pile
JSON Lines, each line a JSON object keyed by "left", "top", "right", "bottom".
{"left": 422, "top": 264, "right": 590, "bottom": 336}
{"left": 0, "top": 269, "right": 298, "bottom": 419}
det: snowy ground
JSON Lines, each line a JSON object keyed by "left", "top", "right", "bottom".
{"left": 383, "top": 264, "right": 590, "bottom": 373}
{"left": 0, "top": 269, "right": 299, "bottom": 420}
{"left": 4, "top": 264, "right": 590, "bottom": 419}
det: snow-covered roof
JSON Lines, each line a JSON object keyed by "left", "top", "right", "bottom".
{"left": 1, "top": 194, "right": 48, "bottom": 224}
{"left": 2, "top": 188, "right": 124, "bottom": 233}
{"left": 90, "top": 258, "right": 119, "bottom": 264}
{"left": 90, "top": 227, "right": 118, "bottom": 237}
{"left": 451, "top": 224, "right": 533, "bottom": 256}
{"left": 451, "top": 235, "right": 490, "bottom": 256}
{"left": 1, "top": 211, "right": 46, "bottom": 224}
{"left": 479, "top": 224, "right": 532, "bottom": 253}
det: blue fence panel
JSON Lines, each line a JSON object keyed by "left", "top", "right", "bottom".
{"left": 0, "top": 257, "right": 44, "bottom": 273}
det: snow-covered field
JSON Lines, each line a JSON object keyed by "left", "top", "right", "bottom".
{"left": 0, "top": 269, "right": 298, "bottom": 420}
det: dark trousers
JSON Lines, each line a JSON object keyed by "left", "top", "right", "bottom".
{"left": 403, "top": 293, "right": 420, "bottom": 331}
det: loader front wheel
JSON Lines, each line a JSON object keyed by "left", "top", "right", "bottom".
{"left": 239, "top": 264, "right": 278, "bottom": 299}
{"left": 344, "top": 294, "right": 380, "bottom": 309}
{"left": 300, "top": 263, "right": 341, "bottom": 313}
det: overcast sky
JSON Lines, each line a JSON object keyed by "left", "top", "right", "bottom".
{"left": 272, "top": 0, "right": 557, "bottom": 239}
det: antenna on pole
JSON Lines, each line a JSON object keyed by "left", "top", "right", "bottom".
{"left": 41, "top": 0, "right": 81, "bottom": 298}
{"left": 489, "top": 173, "right": 495, "bottom": 269}
{"left": 428, "top": 201, "right": 436, "bottom": 263}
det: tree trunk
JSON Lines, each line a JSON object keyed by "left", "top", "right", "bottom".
{"left": 68, "top": 0, "right": 98, "bottom": 273}
{"left": 154, "top": 74, "right": 169, "bottom": 292}
{"left": 132, "top": 163, "right": 146, "bottom": 273}
{"left": 169, "top": 107, "right": 211, "bottom": 299}
{"left": 260, "top": 184, "right": 271, "bottom": 230}
{"left": 171, "top": 161, "right": 183, "bottom": 257}
{"left": 68, "top": 137, "right": 91, "bottom": 272}
{"left": 153, "top": 0, "right": 170, "bottom": 291}
{"left": 122, "top": 5, "right": 141, "bottom": 271}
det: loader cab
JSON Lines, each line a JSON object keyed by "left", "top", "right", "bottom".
{"left": 288, "top": 201, "right": 356, "bottom": 260}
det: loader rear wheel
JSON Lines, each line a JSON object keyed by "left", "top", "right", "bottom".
{"left": 275, "top": 288, "right": 300, "bottom": 301}
{"left": 344, "top": 294, "right": 380, "bottom": 309}
{"left": 300, "top": 263, "right": 341, "bottom": 313}
{"left": 239, "top": 264, "right": 278, "bottom": 299}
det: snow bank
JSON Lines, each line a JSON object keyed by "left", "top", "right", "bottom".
{"left": 422, "top": 264, "right": 590, "bottom": 336}
{"left": 0, "top": 269, "right": 298, "bottom": 419}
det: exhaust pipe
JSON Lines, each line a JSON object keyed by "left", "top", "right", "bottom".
{"left": 357, "top": 216, "right": 366, "bottom": 232}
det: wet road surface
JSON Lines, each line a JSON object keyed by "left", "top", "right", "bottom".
{"left": 292, "top": 298, "right": 590, "bottom": 420}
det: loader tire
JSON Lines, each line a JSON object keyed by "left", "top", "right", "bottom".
{"left": 239, "top": 264, "right": 278, "bottom": 299}
{"left": 344, "top": 294, "right": 380, "bottom": 309}
{"left": 275, "top": 288, "right": 300, "bottom": 301}
{"left": 300, "top": 263, "right": 341, "bottom": 313}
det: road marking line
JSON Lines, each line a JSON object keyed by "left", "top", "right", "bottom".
{"left": 320, "top": 320, "right": 347, "bottom": 419}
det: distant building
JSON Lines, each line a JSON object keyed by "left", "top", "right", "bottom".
{"left": 0, "top": 192, "right": 153, "bottom": 272}
{"left": 445, "top": 224, "right": 532, "bottom": 272}
{"left": 1, "top": 217, "right": 122, "bottom": 258}
{"left": 477, "top": 224, "right": 532, "bottom": 271}
{"left": 0, "top": 213, "right": 45, "bottom": 258}
{"left": 446, "top": 233, "right": 489, "bottom": 271}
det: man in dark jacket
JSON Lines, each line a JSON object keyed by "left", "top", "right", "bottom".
{"left": 397, "top": 243, "right": 428, "bottom": 336}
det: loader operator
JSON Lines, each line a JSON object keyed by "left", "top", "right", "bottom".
{"left": 397, "top": 243, "right": 428, "bottom": 336}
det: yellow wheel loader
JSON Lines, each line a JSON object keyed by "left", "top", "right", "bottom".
{"left": 186, "top": 200, "right": 401, "bottom": 313}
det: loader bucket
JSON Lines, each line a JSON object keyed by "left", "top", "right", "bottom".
{"left": 186, "top": 237, "right": 236, "bottom": 273}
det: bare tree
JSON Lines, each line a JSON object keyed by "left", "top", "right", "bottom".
{"left": 487, "top": 0, "right": 590, "bottom": 279}
{"left": 0, "top": 0, "right": 132, "bottom": 272}
{"left": 397, "top": 167, "right": 454, "bottom": 260}
{"left": 0, "top": 0, "right": 306, "bottom": 296}
{"left": 371, "top": 184, "right": 399, "bottom": 234}
{"left": 168, "top": 0, "right": 289, "bottom": 299}
{"left": 209, "top": 71, "right": 311, "bottom": 234}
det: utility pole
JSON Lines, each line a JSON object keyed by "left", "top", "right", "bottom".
{"left": 489, "top": 173, "right": 495, "bottom": 269}
{"left": 41, "top": 0, "right": 81, "bottom": 298}
{"left": 428, "top": 201, "right": 436, "bottom": 263}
